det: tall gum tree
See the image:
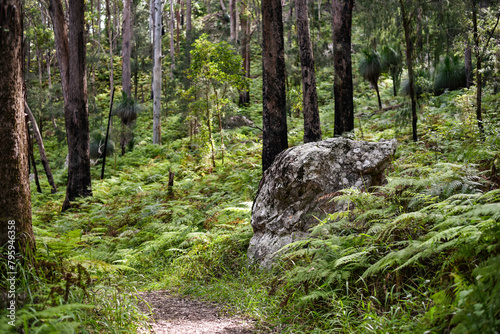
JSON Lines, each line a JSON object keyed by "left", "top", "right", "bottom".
{"left": 49, "top": 0, "right": 92, "bottom": 211}
{"left": 0, "top": 0, "right": 35, "bottom": 256}
{"left": 296, "top": 0, "right": 321, "bottom": 143}
{"left": 332, "top": 0, "right": 354, "bottom": 136}
{"left": 262, "top": 0, "right": 288, "bottom": 172}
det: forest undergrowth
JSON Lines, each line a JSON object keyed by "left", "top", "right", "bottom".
{"left": 2, "top": 69, "right": 500, "bottom": 333}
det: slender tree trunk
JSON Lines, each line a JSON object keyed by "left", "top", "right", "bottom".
{"left": 375, "top": 84, "right": 382, "bottom": 109}
{"left": 262, "top": 0, "right": 287, "bottom": 172}
{"left": 106, "top": 0, "right": 114, "bottom": 106}
{"left": 332, "top": 0, "right": 354, "bottom": 136}
{"left": 176, "top": 0, "right": 180, "bottom": 54}
{"left": 25, "top": 102, "right": 58, "bottom": 193}
{"left": 153, "top": 0, "right": 162, "bottom": 144}
{"left": 27, "top": 118, "right": 42, "bottom": 194}
{"left": 122, "top": 0, "right": 132, "bottom": 97}
{"left": 296, "top": 0, "right": 321, "bottom": 143}
{"left": 239, "top": 1, "right": 250, "bottom": 105}
{"left": 473, "top": 4, "right": 484, "bottom": 136}
{"left": 169, "top": 0, "right": 176, "bottom": 76}
{"left": 399, "top": 0, "right": 417, "bottom": 142}
{"left": 230, "top": 0, "right": 237, "bottom": 41}
{"left": 220, "top": 0, "right": 226, "bottom": 12}
{"left": 0, "top": 0, "right": 35, "bottom": 256}
{"left": 186, "top": 0, "right": 191, "bottom": 36}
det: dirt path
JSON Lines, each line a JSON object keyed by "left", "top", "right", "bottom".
{"left": 139, "top": 290, "right": 257, "bottom": 334}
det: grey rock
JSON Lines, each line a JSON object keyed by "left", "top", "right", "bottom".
{"left": 248, "top": 138, "right": 397, "bottom": 268}
{"left": 223, "top": 115, "right": 255, "bottom": 129}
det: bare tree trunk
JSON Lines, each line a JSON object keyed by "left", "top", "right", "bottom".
{"left": 49, "top": 0, "right": 92, "bottom": 211}
{"left": 106, "top": 0, "right": 114, "bottom": 106}
{"left": 169, "top": 0, "right": 176, "bottom": 77}
{"left": 230, "top": 0, "right": 237, "bottom": 41}
{"left": 176, "top": 0, "right": 181, "bottom": 54}
{"left": 332, "top": 0, "right": 354, "bottom": 136}
{"left": 27, "top": 117, "right": 42, "bottom": 194}
{"left": 399, "top": 0, "right": 417, "bottom": 142}
{"left": 186, "top": 0, "right": 191, "bottom": 36}
{"left": 0, "top": 0, "right": 35, "bottom": 256}
{"left": 296, "top": 0, "right": 321, "bottom": 143}
{"left": 25, "top": 102, "right": 58, "bottom": 193}
{"left": 262, "top": 0, "right": 287, "bottom": 172}
{"left": 465, "top": 43, "right": 473, "bottom": 88}
{"left": 122, "top": 0, "right": 132, "bottom": 97}
{"left": 153, "top": 0, "right": 163, "bottom": 144}
{"left": 239, "top": 0, "right": 250, "bottom": 105}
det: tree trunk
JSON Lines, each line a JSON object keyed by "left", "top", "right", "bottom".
{"left": 296, "top": 0, "right": 321, "bottom": 143}
{"left": 230, "top": 0, "right": 237, "bottom": 41}
{"left": 27, "top": 118, "right": 43, "bottom": 194}
{"left": 106, "top": 0, "right": 114, "bottom": 106}
{"left": 0, "top": 0, "right": 35, "bottom": 256}
{"left": 176, "top": 0, "right": 181, "bottom": 54}
{"left": 25, "top": 102, "right": 58, "bottom": 193}
{"left": 122, "top": 0, "right": 132, "bottom": 97}
{"left": 153, "top": 0, "right": 163, "bottom": 144}
{"left": 169, "top": 0, "right": 176, "bottom": 76}
{"left": 332, "top": 0, "right": 354, "bottom": 136}
{"left": 473, "top": 3, "right": 484, "bottom": 136}
{"left": 399, "top": 0, "right": 418, "bottom": 142}
{"left": 186, "top": 0, "right": 191, "bottom": 36}
{"left": 238, "top": 1, "right": 250, "bottom": 105}
{"left": 262, "top": 0, "right": 287, "bottom": 172}
{"left": 49, "top": 0, "right": 92, "bottom": 211}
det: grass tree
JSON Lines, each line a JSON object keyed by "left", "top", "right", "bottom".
{"left": 433, "top": 55, "right": 466, "bottom": 94}
{"left": 381, "top": 45, "right": 403, "bottom": 97}
{"left": 114, "top": 91, "right": 141, "bottom": 155}
{"left": 359, "top": 49, "right": 383, "bottom": 109}
{"left": 186, "top": 34, "right": 247, "bottom": 169}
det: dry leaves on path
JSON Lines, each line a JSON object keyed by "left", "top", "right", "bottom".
{"left": 138, "top": 290, "right": 257, "bottom": 334}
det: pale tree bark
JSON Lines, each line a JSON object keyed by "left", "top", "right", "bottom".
{"left": 169, "top": 0, "right": 175, "bottom": 76}
{"left": 0, "top": 0, "right": 35, "bottom": 256}
{"left": 262, "top": 0, "right": 287, "bottom": 172}
{"left": 332, "top": 0, "right": 354, "bottom": 136}
{"left": 296, "top": 0, "right": 321, "bottom": 143}
{"left": 176, "top": 0, "right": 180, "bottom": 54}
{"left": 49, "top": 0, "right": 92, "bottom": 211}
{"left": 122, "top": 0, "right": 132, "bottom": 97}
{"left": 25, "top": 102, "right": 58, "bottom": 193}
{"left": 230, "top": 0, "right": 237, "bottom": 41}
{"left": 153, "top": 0, "right": 163, "bottom": 144}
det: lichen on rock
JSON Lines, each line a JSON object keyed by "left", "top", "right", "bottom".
{"left": 248, "top": 138, "right": 397, "bottom": 268}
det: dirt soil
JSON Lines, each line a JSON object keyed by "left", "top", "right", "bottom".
{"left": 138, "top": 290, "right": 257, "bottom": 334}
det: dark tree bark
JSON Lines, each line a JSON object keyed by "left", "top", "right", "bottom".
{"left": 230, "top": 0, "right": 237, "bottom": 41}
{"left": 49, "top": 0, "right": 92, "bottom": 211}
{"left": 332, "top": 0, "right": 354, "bottom": 136}
{"left": 296, "top": 0, "right": 321, "bottom": 143}
{"left": 122, "top": 0, "right": 132, "bottom": 97}
{"left": 262, "top": 0, "right": 288, "bottom": 172}
{"left": 0, "top": 0, "right": 35, "bottom": 256}
{"left": 399, "top": 0, "right": 417, "bottom": 142}
{"left": 239, "top": 0, "right": 250, "bottom": 105}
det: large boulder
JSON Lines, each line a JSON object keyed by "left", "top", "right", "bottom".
{"left": 248, "top": 138, "right": 397, "bottom": 268}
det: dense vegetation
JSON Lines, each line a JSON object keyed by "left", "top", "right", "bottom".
{"left": 1, "top": 0, "right": 500, "bottom": 333}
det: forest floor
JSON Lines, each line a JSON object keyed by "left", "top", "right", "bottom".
{"left": 138, "top": 290, "right": 259, "bottom": 334}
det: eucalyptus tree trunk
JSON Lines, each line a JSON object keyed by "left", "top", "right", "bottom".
{"left": 465, "top": 43, "right": 472, "bottom": 89}
{"left": 49, "top": 0, "right": 92, "bottom": 211}
{"left": 167, "top": 0, "right": 175, "bottom": 77}
{"left": 0, "top": 0, "right": 35, "bottom": 256}
{"left": 399, "top": 0, "right": 417, "bottom": 142}
{"left": 106, "top": 0, "right": 114, "bottom": 106}
{"left": 122, "top": 0, "right": 132, "bottom": 97}
{"left": 331, "top": 0, "right": 354, "bottom": 137}
{"left": 186, "top": 0, "right": 191, "bottom": 37}
{"left": 262, "top": 0, "right": 287, "bottom": 172}
{"left": 239, "top": 0, "right": 250, "bottom": 105}
{"left": 153, "top": 0, "right": 163, "bottom": 144}
{"left": 296, "top": 0, "right": 321, "bottom": 143}
{"left": 230, "top": 0, "right": 237, "bottom": 41}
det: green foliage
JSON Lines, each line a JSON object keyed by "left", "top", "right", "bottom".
{"left": 359, "top": 49, "right": 382, "bottom": 88}
{"left": 113, "top": 91, "right": 142, "bottom": 126}
{"left": 434, "top": 55, "right": 466, "bottom": 94}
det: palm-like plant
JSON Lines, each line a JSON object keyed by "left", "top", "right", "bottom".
{"left": 114, "top": 91, "right": 142, "bottom": 155}
{"left": 434, "top": 55, "right": 466, "bottom": 95}
{"left": 381, "top": 45, "right": 403, "bottom": 97}
{"left": 359, "top": 49, "right": 383, "bottom": 109}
